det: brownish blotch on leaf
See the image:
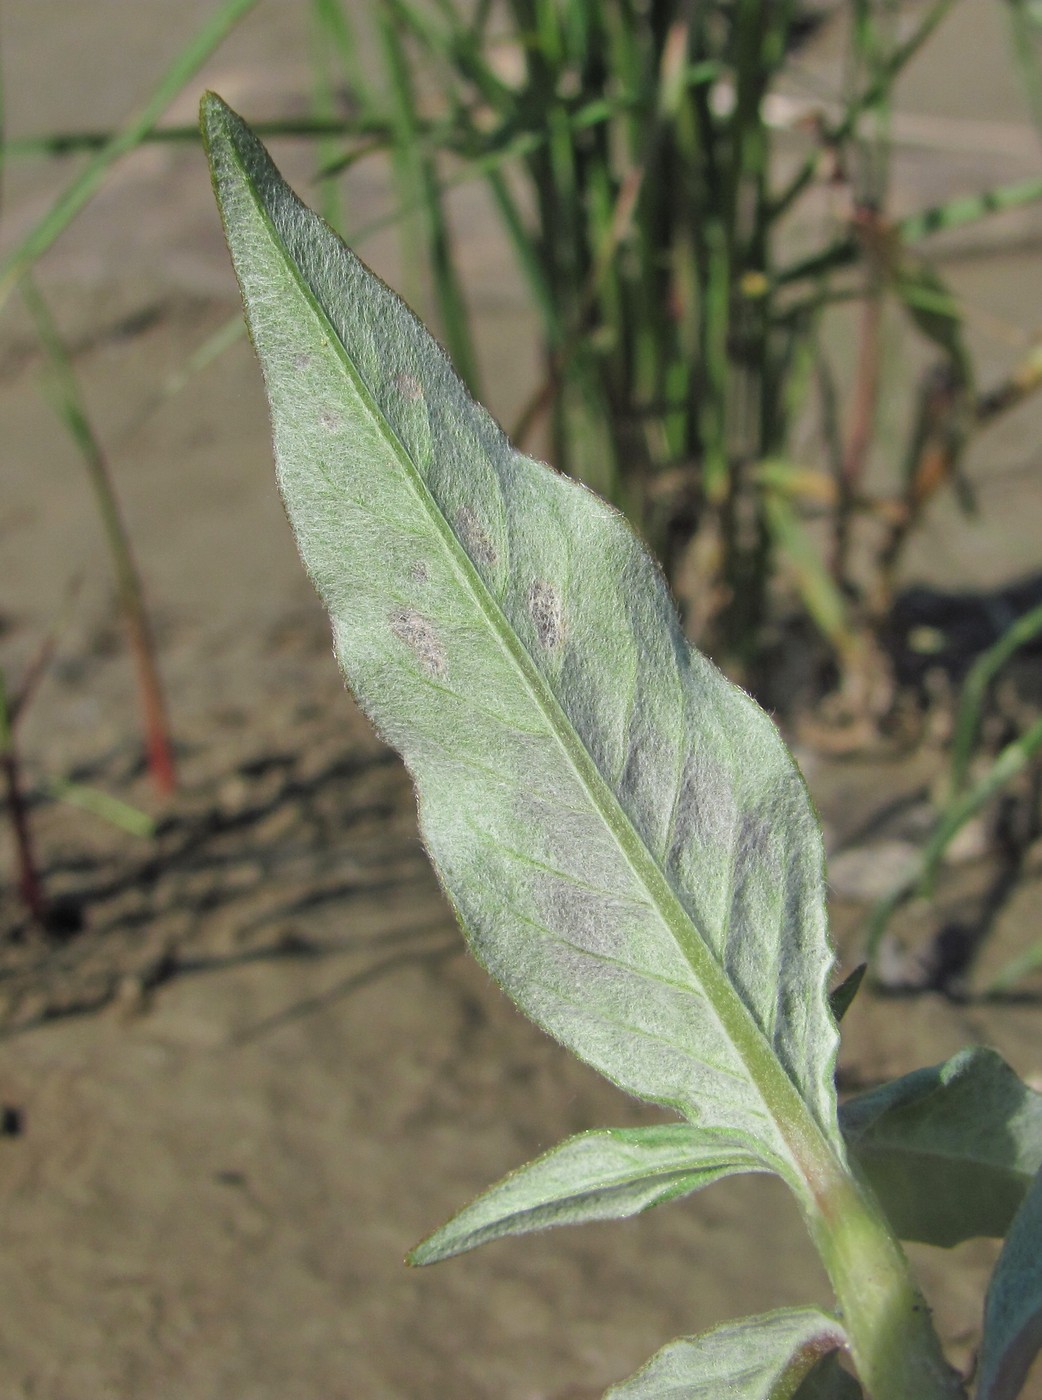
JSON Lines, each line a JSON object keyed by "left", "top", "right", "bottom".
{"left": 393, "top": 372, "right": 423, "bottom": 402}
{"left": 528, "top": 580, "right": 564, "bottom": 650}
{"left": 390, "top": 607, "right": 446, "bottom": 679}
{"left": 456, "top": 507, "right": 498, "bottom": 568}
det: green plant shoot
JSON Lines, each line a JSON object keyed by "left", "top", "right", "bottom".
{"left": 203, "top": 95, "right": 1042, "bottom": 1400}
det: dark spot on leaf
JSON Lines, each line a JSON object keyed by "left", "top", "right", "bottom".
{"left": 528, "top": 580, "right": 564, "bottom": 649}
{"left": 320, "top": 409, "right": 341, "bottom": 431}
{"left": 456, "top": 507, "right": 497, "bottom": 567}
{"left": 393, "top": 372, "right": 423, "bottom": 402}
{"left": 390, "top": 607, "right": 446, "bottom": 678}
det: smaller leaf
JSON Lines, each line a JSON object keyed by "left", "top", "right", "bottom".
{"left": 828, "top": 964, "right": 866, "bottom": 1025}
{"left": 408, "top": 1125, "right": 764, "bottom": 1266}
{"left": 603, "top": 1308, "right": 847, "bottom": 1400}
{"left": 978, "top": 1164, "right": 1042, "bottom": 1400}
{"left": 840, "top": 1047, "right": 1042, "bottom": 1246}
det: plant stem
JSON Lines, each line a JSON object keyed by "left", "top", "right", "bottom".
{"left": 833, "top": 235, "right": 884, "bottom": 583}
{"left": 808, "top": 1155, "right": 966, "bottom": 1400}
{"left": 0, "top": 669, "right": 48, "bottom": 927}
{"left": 22, "top": 276, "right": 176, "bottom": 795}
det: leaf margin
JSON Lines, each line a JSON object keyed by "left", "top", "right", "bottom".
{"left": 408, "top": 1123, "right": 767, "bottom": 1266}
{"left": 602, "top": 1306, "right": 849, "bottom": 1400}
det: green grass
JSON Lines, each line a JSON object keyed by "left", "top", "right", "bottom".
{"left": 5, "top": 0, "right": 1042, "bottom": 979}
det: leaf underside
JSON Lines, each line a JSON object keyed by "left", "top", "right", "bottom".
{"left": 978, "top": 1163, "right": 1042, "bottom": 1400}
{"left": 840, "top": 1047, "right": 1042, "bottom": 1246}
{"left": 203, "top": 93, "right": 842, "bottom": 1193}
{"left": 408, "top": 1124, "right": 765, "bottom": 1265}
{"left": 603, "top": 1308, "right": 848, "bottom": 1400}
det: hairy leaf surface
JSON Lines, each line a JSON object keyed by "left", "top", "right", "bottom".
{"left": 840, "top": 1047, "right": 1042, "bottom": 1246}
{"left": 408, "top": 1125, "right": 765, "bottom": 1265}
{"left": 203, "top": 95, "right": 842, "bottom": 1189}
{"left": 978, "top": 1164, "right": 1042, "bottom": 1400}
{"left": 602, "top": 1308, "right": 847, "bottom": 1399}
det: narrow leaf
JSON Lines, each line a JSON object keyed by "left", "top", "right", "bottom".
{"left": 978, "top": 1164, "right": 1042, "bottom": 1400}
{"left": 603, "top": 1308, "right": 847, "bottom": 1400}
{"left": 840, "top": 1047, "right": 1042, "bottom": 1246}
{"left": 891, "top": 258, "right": 970, "bottom": 385}
{"left": 408, "top": 1124, "right": 765, "bottom": 1265}
{"left": 762, "top": 488, "right": 853, "bottom": 655}
{"left": 202, "top": 95, "right": 842, "bottom": 1197}
{"left": 828, "top": 965, "right": 866, "bottom": 1025}
{"left": 866, "top": 714, "right": 1042, "bottom": 959}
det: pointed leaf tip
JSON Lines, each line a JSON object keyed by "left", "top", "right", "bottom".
{"left": 408, "top": 1125, "right": 765, "bottom": 1266}
{"left": 199, "top": 90, "right": 229, "bottom": 147}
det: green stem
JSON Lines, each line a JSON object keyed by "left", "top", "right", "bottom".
{"left": 808, "top": 1156, "right": 966, "bottom": 1400}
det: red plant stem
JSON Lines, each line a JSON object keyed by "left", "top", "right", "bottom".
{"left": 21, "top": 275, "right": 177, "bottom": 796}
{"left": 832, "top": 204, "right": 889, "bottom": 585}
{"left": 77, "top": 433, "right": 176, "bottom": 795}
{"left": 75, "top": 418, "right": 177, "bottom": 796}
{"left": 1, "top": 709, "right": 48, "bottom": 927}
{"left": 833, "top": 284, "right": 883, "bottom": 583}
{"left": 122, "top": 577, "right": 177, "bottom": 794}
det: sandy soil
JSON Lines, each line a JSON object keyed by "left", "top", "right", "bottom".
{"left": 3, "top": 2, "right": 1042, "bottom": 1397}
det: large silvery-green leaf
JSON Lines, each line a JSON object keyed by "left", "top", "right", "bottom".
{"left": 978, "top": 1164, "right": 1042, "bottom": 1400}
{"left": 202, "top": 95, "right": 842, "bottom": 1192}
{"left": 840, "top": 1047, "right": 1042, "bottom": 1246}
{"left": 602, "top": 1308, "right": 848, "bottom": 1399}
{"left": 408, "top": 1125, "right": 765, "bottom": 1265}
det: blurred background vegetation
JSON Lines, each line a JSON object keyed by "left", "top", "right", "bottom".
{"left": 4, "top": 0, "right": 1042, "bottom": 987}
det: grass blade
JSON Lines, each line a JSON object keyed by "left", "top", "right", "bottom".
{"left": 761, "top": 483, "right": 853, "bottom": 656}
{"left": 948, "top": 600, "right": 1042, "bottom": 796}
{"left": 377, "top": 8, "right": 480, "bottom": 391}
{"left": 865, "top": 713, "right": 1042, "bottom": 960}
{"left": 48, "top": 779, "right": 155, "bottom": 838}
{"left": 0, "top": 0, "right": 258, "bottom": 309}
{"left": 777, "top": 175, "right": 1042, "bottom": 290}
{"left": 1007, "top": 0, "right": 1042, "bottom": 147}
